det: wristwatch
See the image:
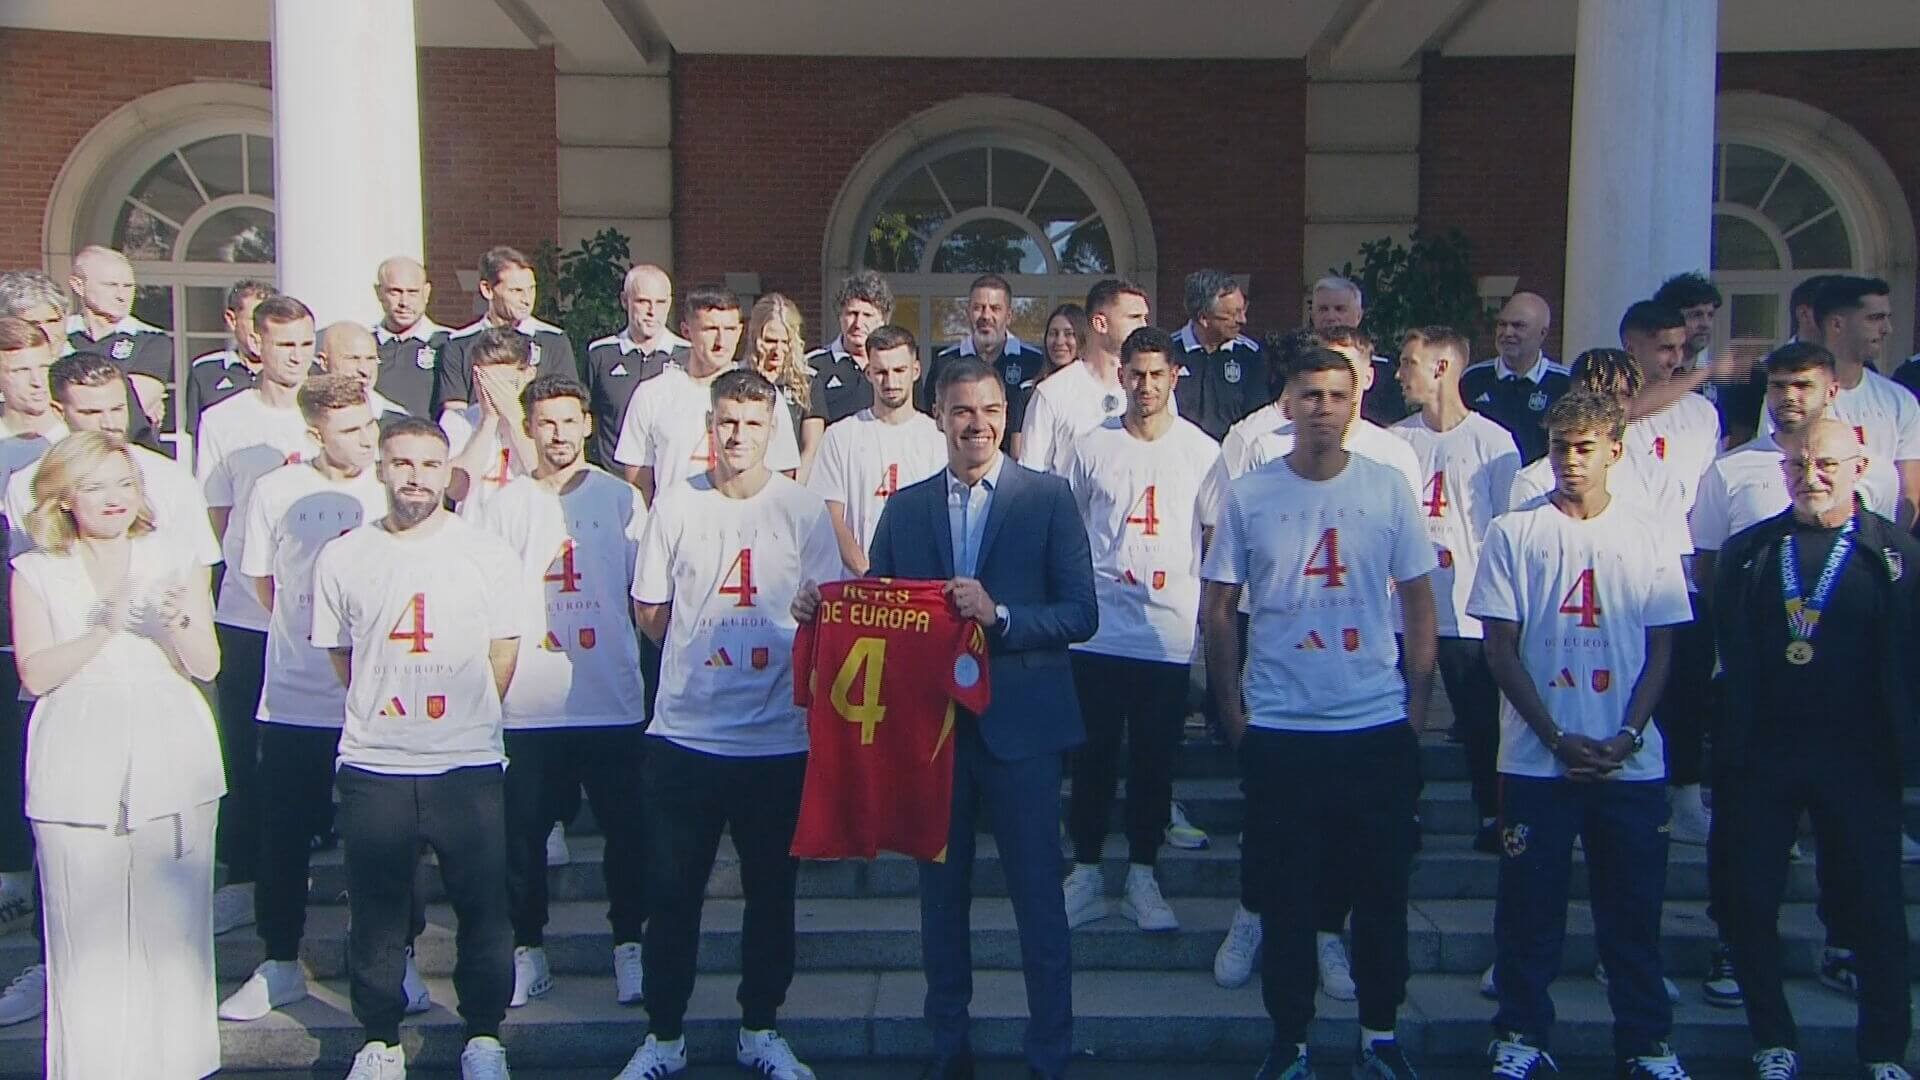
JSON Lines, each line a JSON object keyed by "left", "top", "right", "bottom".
{"left": 1616, "top": 725, "right": 1645, "bottom": 752}
{"left": 993, "top": 603, "right": 1010, "bottom": 632}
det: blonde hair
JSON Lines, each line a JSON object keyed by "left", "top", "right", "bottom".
{"left": 747, "top": 292, "right": 810, "bottom": 410}
{"left": 26, "top": 432, "right": 155, "bottom": 554}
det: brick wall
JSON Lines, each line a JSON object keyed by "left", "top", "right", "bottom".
{"left": 671, "top": 55, "right": 1305, "bottom": 337}
{"left": 0, "top": 29, "right": 556, "bottom": 327}
{"left": 1419, "top": 50, "right": 1920, "bottom": 357}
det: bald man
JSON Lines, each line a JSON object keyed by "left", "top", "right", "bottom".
{"left": 1710, "top": 417, "right": 1916, "bottom": 1078}
{"left": 319, "top": 322, "right": 408, "bottom": 419}
{"left": 371, "top": 256, "right": 447, "bottom": 418}
{"left": 582, "top": 264, "right": 687, "bottom": 467}
{"left": 1460, "top": 292, "right": 1570, "bottom": 464}
{"left": 64, "top": 246, "right": 168, "bottom": 451}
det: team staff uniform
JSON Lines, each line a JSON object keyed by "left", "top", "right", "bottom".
{"left": 1170, "top": 322, "right": 1265, "bottom": 440}
{"left": 922, "top": 332, "right": 1048, "bottom": 439}
{"left": 438, "top": 315, "right": 576, "bottom": 408}
{"left": 1460, "top": 354, "right": 1571, "bottom": 464}
{"left": 1019, "top": 359, "right": 1126, "bottom": 476}
{"left": 613, "top": 365, "right": 802, "bottom": 495}
{"left": 805, "top": 408, "right": 945, "bottom": 559}
{"left": 60, "top": 315, "right": 163, "bottom": 453}
{"left": 803, "top": 337, "right": 873, "bottom": 427}
{"left": 183, "top": 349, "right": 259, "bottom": 438}
{"left": 472, "top": 464, "right": 651, "bottom": 1008}
{"left": 372, "top": 317, "right": 447, "bottom": 419}
{"left": 311, "top": 443, "right": 522, "bottom": 1079}
{"left": 582, "top": 326, "right": 688, "bottom": 466}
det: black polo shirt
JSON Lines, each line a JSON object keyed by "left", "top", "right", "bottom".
{"left": 1170, "top": 323, "right": 1267, "bottom": 441}
{"left": 437, "top": 317, "right": 578, "bottom": 407}
{"left": 373, "top": 320, "right": 449, "bottom": 418}
{"left": 582, "top": 328, "right": 688, "bottom": 467}
{"left": 1459, "top": 354, "right": 1571, "bottom": 464}
{"left": 920, "top": 334, "right": 1047, "bottom": 449}
{"left": 804, "top": 338, "right": 872, "bottom": 426}
{"left": 182, "top": 350, "right": 258, "bottom": 437}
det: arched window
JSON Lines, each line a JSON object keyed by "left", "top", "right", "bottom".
{"left": 824, "top": 97, "right": 1156, "bottom": 362}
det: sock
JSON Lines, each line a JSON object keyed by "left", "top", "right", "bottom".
{"left": 1361, "top": 1026, "right": 1396, "bottom": 1050}
{"left": 1316, "top": 930, "right": 1339, "bottom": 949}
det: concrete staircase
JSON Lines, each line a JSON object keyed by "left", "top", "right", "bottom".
{"left": 1, "top": 731, "right": 1915, "bottom": 1076}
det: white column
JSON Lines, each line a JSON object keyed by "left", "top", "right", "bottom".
{"left": 270, "top": 0, "right": 425, "bottom": 327}
{"left": 1562, "top": 0, "right": 1718, "bottom": 357}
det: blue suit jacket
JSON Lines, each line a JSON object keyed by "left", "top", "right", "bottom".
{"left": 867, "top": 459, "right": 1097, "bottom": 760}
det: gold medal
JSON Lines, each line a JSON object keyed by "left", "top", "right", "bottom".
{"left": 1785, "top": 640, "right": 1815, "bottom": 665}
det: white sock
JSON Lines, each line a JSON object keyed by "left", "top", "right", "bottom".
{"left": 1316, "top": 930, "right": 1339, "bottom": 949}
{"left": 1361, "top": 1026, "right": 1396, "bottom": 1050}
{"left": 1127, "top": 862, "right": 1154, "bottom": 881}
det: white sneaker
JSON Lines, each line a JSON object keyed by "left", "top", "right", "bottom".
{"left": 1668, "top": 785, "right": 1710, "bottom": 847}
{"left": 544, "top": 823, "right": 570, "bottom": 867}
{"left": 213, "top": 881, "right": 256, "bottom": 935}
{"left": 402, "top": 947, "right": 431, "bottom": 1014}
{"left": 737, "top": 1027, "right": 815, "bottom": 1079}
{"left": 460, "top": 1034, "right": 509, "bottom": 1079}
{"left": 1316, "top": 932, "right": 1356, "bottom": 1001}
{"left": 1902, "top": 832, "right": 1920, "bottom": 864}
{"left": 1213, "top": 905, "right": 1262, "bottom": 988}
{"left": 1061, "top": 863, "right": 1108, "bottom": 929}
{"left": 1120, "top": 864, "right": 1178, "bottom": 931}
{"left": 0, "top": 964, "right": 44, "bottom": 1026}
{"left": 1479, "top": 963, "right": 1497, "bottom": 1000}
{"left": 218, "top": 958, "right": 308, "bottom": 1020}
{"left": 509, "top": 945, "right": 552, "bottom": 1007}
{"left": 1592, "top": 960, "right": 1680, "bottom": 1003}
{"left": 614, "top": 1034, "right": 687, "bottom": 1079}
{"left": 344, "top": 1041, "right": 406, "bottom": 1080}
{"left": 0, "top": 881, "right": 34, "bottom": 937}
{"left": 614, "top": 941, "right": 645, "bottom": 1005}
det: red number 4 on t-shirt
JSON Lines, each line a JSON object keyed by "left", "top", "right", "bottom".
{"left": 719, "top": 549, "right": 758, "bottom": 607}
{"left": 1124, "top": 485, "right": 1160, "bottom": 536}
{"left": 1423, "top": 471, "right": 1448, "bottom": 518}
{"left": 1303, "top": 527, "right": 1349, "bottom": 588}
{"left": 388, "top": 593, "right": 433, "bottom": 654}
{"left": 1558, "top": 568, "right": 1602, "bottom": 628}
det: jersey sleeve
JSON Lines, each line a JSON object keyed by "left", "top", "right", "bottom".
{"left": 1465, "top": 519, "right": 1521, "bottom": 624}
{"left": 1639, "top": 534, "right": 1695, "bottom": 629}
{"left": 1199, "top": 484, "right": 1250, "bottom": 586}
{"left": 309, "top": 543, "right": 349, "bottom": 649}
{"left": 631, "top": 501, "right": 674, "bottom": 605}
{"left": 197, "top": 420, "right": 233, "bottom": 508}
{"left": 1385, "top": 473, "right": 1439, "bottom": 583}
{"left": 1244, "top": 432, "right": 1280, "bottom": 471}
{"left": 805, "top": 425, "right": 850, "bottom": 505}
{"left": 943, "top": 615, "right": 992, "bottom": 715}
{"left": 1894, "top": 390, "right": 1920, "bottom": 461}
{"left": 791, "top": 586, "right": 827, "bottom": 708}
{"left": 1017, "top": 386, "right": 1057, "bottom": 472}
{"left": 1688, "top": 464, "right": 1733, "bottom": 551}
{"left": 236, "top": 479, "right": 277, "bottom": 579}
{"left": 436, "top": 337, "right": 473, "bottom": 405}
{"left": 613, "top": 384, "right": 653, "bottom": 469}
{"left": 1195, "top": 456, "right": 1230, "bottom": 530}
{"left": 1485, "top": 442, "right": 1523, "bottom": 520}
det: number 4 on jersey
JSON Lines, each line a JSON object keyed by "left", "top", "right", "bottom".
{"left": 1423, "top": 471, "right": 1448, "bottom": 518}
{"left": 1124, "top": 485, "right": 1160, "bottom": 536}
{"left": 1558, "top": 568, "right": 1602, "bottom": 628}
{"left": 544, "top": 539, "right": 583, "bottom": 593}
{"left": 719, "top": 549, "right": 758, "bottom": 608}
{"left": 830, "top": 636, "right": 889, "bottom": 745}
{"left": 388, "top": 593, "right": 433, "bottom": 654}
{"left": 1303, "top": 527, "right": 1349, "bottom": 588}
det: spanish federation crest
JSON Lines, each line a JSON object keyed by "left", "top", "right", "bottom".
{"left": 530, "top": 341, "right": 543, "bottom": 365}
{"left": 1886, "top": 548, "right": 1904, "bottom": 582}
{"left": 1223, "top": 358, "right": 1243, "bottom": 384}
{"left": 1528, "top": 390, "right": 1548, "bottom": 411}
{"left": 414, "top": 345, "right": 436, "bottom": 370}
{"left": 1004, "top": 362, "right": 1023, "bottom": 384}
{"left": 110, "top": 338, "right": 133, "bottom": 361}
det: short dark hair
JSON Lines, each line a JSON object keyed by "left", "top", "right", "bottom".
{"left": 1790, "top": 274, "right": 1844, "bottom": 318}
{"left": 834, "top": 270, "right": 894, "bottom": 320}
{"left": 1262, "top": 328, "right": 1317, "bottom": 399}
{"left": 1544, "top": 391, "right": 1627, "bottom": 441}
{"left": 0, "top": 317, "right": 49, "bottom": 353}
{"left": 478, "top": 246, "right": 533, "bottom": 285}
{"left": 1652, "top": 272, "right": 1722, "bottom": 311}
{"left": 1812, "top": 275, "right": 1892, "bottom": 326}
{"left": 1570, "top": 347, "right": 1644, "bottom": 398}
{"left": 968, "top": 274, "right": 1012, "bottom": 301}
{"left": 297, "top": 374, "right": 370, "bottom": 426}
{"left": 1312, "top": 323, "right": 1375, "bottom": 359}
{"left": 469, "top": 326, "right": 532, "bottom": 369}
{"left": 381, "top": 415, "right": 451, "bottom": 450}
{"left": 1618, "top": 301, "right": 1686, "bottom": 342}
{"left": 710, "top": 368, "right": 779, "bottom": 410}
{"left": 1286, "top": 345, "right": 1357, "bottom": 386}
{"left": 1085, "top": 278, "right": 1149, "bottom": 318}
{"left": 225, "top": 279, "right": 276, "bottom": 313}
{"left": 252, "top": 294, "right": 315, "bottom": 335}
{"left": 522, "top": 374, "right": 589, "bottom": 416}
{"left": 864, "top": 324, "right": 917, "bottom": 357}
{"left": 1121, "top": 326, "right": 1174, "bottom": 364}
{"left": 933, "top": 357, "right": 1004, "bottom": 406}
{"left": 1400, "top": 325, "right": 1471, "bottom": 367}
{"left": 682, "top": 283, "right": 742, "bottom": 324}
{"left": 49, "top": 352, "right": 122, "bottom": 400}
{"left": 1183, "top": 269, "right": 1242, "bottom": 321}
{"left": 1764, "top": 340, "right": 1837, "bottom": 377}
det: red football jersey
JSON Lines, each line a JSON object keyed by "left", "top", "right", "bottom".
{"left": 790, "top": 578, "right": 992, "bottom": 861}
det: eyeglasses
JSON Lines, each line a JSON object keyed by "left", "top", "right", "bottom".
{"left": 1780, "top": 454, "right": 1861, "bottom": 476}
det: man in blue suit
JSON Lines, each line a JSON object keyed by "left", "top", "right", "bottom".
{"left": 795, "top": 355, "right": 1096, "bottom": 1079}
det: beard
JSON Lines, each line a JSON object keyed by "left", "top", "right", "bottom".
{"left": 388, "top": 491, "right": 439, "bottom": 529}
{"left": 541, "top": 442, "right": 582, "bottom": 471}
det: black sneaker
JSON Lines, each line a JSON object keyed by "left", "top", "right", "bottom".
{"left": 1702, "top": 942, "right": 1743, "bottom": 1007}
{"left": 1489, "top": 1035, "right": 1557, "bottom": 1078}
{"left": 1354, "top": 1039, "right": 1416, "bottom": 1080}
{"left": 1255, "top": 1044, "right": 1315, "bottom": 1080}
{"left": 1619, "top": 1043, "right": 1691, "bottom": 1079}
{"left": 1473, "top": 821, "right": 1502, "bottom": 855}
{"left": 1819, "top": 948, "right": 1860, "bottom": 995}
{"left": 1752, "top": 1048, "right": 1799, "bottom": 1079}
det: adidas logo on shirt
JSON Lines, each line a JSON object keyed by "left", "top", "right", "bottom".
{"left": 827, "top": 376, "right": 844, "bottom": 388}
{"left": 1475, "top": 392, "right": 1493, "bottom": 404}
{"left": 705, "top": 648, "right": 734, "bottom": 668}
{"left": 215, "top": 378, "right": 233, "bottom": 390}
{"left": 610, "top": 363, "right": 628, "bottom": 377}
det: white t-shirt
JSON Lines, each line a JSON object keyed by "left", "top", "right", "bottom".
{"left": 1018, "top": 360, "right": 1126, "bottom": 476}
{"left": 805, "top": 409, "right": 946, "bottom": 558}
{"left": 310, "top": 514, "right": 524, "bottom": 775}
{"left": 1466, "top": 498, "right": 1693, "bottom": 781}
{"left": 238, "top": 462, "right": 389, "bottom": 727}
{"left": 1066, "top": 416, "right": 1221, "bottom": 664}
{"left": 1508, "top": 450, "right": 1692, "bottom": 563}
{"left": 1247, "top": 420, "right": 1424, "bottom": 496}
{"left": 613, "top": 367, "right": 802, "bottom": 492}
{"left": 1200, "top": 454, "right": 1437, "bottom": 731}
{"left": 631, "top": 472, "right": 842, "bottom": 756}
{"left": 8, "top": 441, "right": 222, "bottom": 568}
{"left": 440, "top": 403, "right": 533, "bottom": 516}
{"left": 471, "top": 469, "right": 649, "bottom": 729}
{"left": 1759, "top": 366, "right": 1920, "bottom": 471}
{"left": 1689, "top": 431, "right": 1899, "bottom": 551}
{"left": 1388, "top": 413, "right": 1523, "bottom": 638}
{"left": 1624, "top": 392, "right": 1721, "bottom": 511}
{"left": 197, "top": 390, "right": 319, "bottom": 630}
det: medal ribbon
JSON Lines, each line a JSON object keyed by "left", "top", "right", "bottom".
{"left": 1780, "top": 516, "right": 1856, "bottom": 642}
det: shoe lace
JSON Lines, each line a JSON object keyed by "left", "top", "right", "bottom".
{"left": 346, "top": 1046, "right": 395, "bottom": 1080}
{"left": 620, "top": 1038, "right": 678, "bottom": 1080}
{"left": 1223, "top": 913, "right": 1260, "bottom": 957}
{"left": 1490, "top": 1037, "right": 1553, "bottom": 1078}
{"left": 2, "top": 965, "right": 43, "bottom": 997}
{"left": 1319, "top": 937, "right": 1352, "bottom": 979}
{"left": 1752, "top": 1048, "right": 1797, "bottom": 1080}
{"left": 1628, "top": 1047, "right": 1689, "bottom": 1080}
{"left": 615, "top": 944, "right": 644, "bottom": 983}
{"left": 745, "top": 1030, "right": 805, "bottom": 1076}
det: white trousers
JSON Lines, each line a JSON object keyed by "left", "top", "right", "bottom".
{"left": 35, "top": 801, "right": 219, "bottom": 1080}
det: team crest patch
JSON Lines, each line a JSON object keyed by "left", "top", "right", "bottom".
{"left": 1223, "top": 358, "right": 1242, "bottom": 384}
{"left": 110, "top": 339, "right": 133, "bottom": 361}
{"left": 1004, "top": 362, "right": 1023, "bottom": 384}
{"left": 530, "top": 342, "right": 542, "bottom": 364}
{"left": 954, "top": 653, "right": 981, "bottom": 689}
{"left": 1528, "top": 390, "right": 1548, "bottom": 411}
{"left": 1151, "top": 571, "right": 1166, "bottom": 591}
{"left": 1591, "top": 669, "right": 1612, "bottom": 692}
{"left": 1885, "top": 549, "right": 1904, "bottom": 581}
{"left": 579, "top": 628, "right": 597, "bottom": 649}
{"left": 1437, "top": 547, "right": 1454, "bottom": 569}
{"left": 1102, "top": 393, "right": 1122, "bottom": 414}
{"left": 415, "top": 345, "right": 436, "bottom": 370}
{"left": 1502, "top": 823, "right": 1529, "bottom": 858}
{"left": 751, "top": 646, "right": 770, "bottom": 670}
{"left": 426, "top": 695, "right": 447, "bottom": 720}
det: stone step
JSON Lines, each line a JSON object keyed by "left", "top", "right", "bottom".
{"left": 292, "top": 833, "right": 1920, "bottom": 906}
{"left": 172, "top": 896, "right": 1920, "bottom": 984}
{"left": 0, "top": 971, "right": 1901, "bottom": 1076}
